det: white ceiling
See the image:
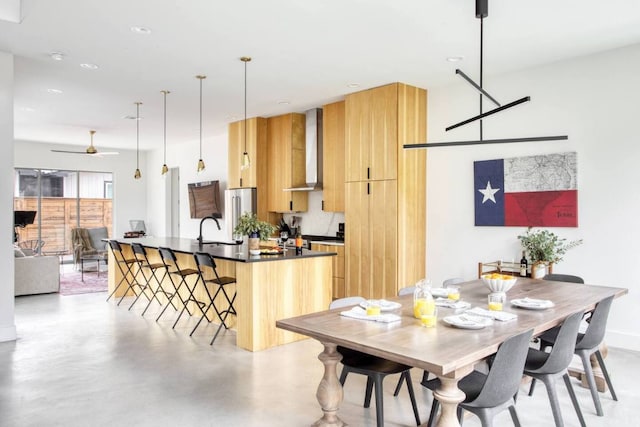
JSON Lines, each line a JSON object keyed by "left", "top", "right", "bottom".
{"left": 1, "top": 0, "right": 639, "bottom": 152}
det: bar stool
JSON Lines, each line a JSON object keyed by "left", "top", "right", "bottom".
{"left": 128, "top": 243, "right": 166, "bottom": 313}
{"left": 194, "top": 252, "right": 237, "bottom": 344}
{"left": 106, "top": 240, "right": 137, "bottom": 305}
{"left": 155, "top": 247, "right": 204, "bottom": 329}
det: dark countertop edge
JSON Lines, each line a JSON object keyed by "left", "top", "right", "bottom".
{"left": 111, "top": 237, "right": 336, "bottom": 263}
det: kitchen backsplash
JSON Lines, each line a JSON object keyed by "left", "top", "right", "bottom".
{"left": 282, "top": 191, "right": 345, "bottom": 237}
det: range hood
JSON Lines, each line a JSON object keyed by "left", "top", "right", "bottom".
{"left": 283, "top": 108, "right": 323, "bottom": 191}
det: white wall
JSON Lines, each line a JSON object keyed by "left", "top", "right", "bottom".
{"left": 14, "top": 141, "right": 147, "bottom": 238}
{"left": 426, "top": 43, "right": 640, "bottom": 350}
{"left": 0, "top": 51, "right": 16, "bottom": 342}
{"left": 145, "top": 132, "right": 230, "bottom": 242}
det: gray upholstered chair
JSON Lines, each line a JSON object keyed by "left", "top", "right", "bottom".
{"left": 533, "top": 296, "right": 617, "bottom": 416}
{"left": 524, "top": 311, "right": 586, "bottom": 427}
{"left": 330, "top": 297, "right": 421, "bottom": 427}
{"left": 442, "top": 277, "right": 465, "bottom": 287}
{"left": 72, "top": 226, "right": 108, "bottom": 268}
{"left": 542, "top": 274, "right": 584, "bottom": 283}
{"left": 422, "top": 328, "right": 534, "bottom": 427}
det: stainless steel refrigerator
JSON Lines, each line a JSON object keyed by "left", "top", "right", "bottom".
{"left": 225, "top": 187, "right": 257, "bottom": 240}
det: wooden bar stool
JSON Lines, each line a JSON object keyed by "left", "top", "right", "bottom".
{"left": 128, "top": 243, "right": 166, "bottom": 313}
{"left": 106, "top": 240, "right": 137, "bottom": 305}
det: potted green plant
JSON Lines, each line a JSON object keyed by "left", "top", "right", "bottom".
{"left": 233, "top": 213, "right": 276, "bottom": 250}
{"left": 517, "top": 227, "right": 583, "bottom": 278}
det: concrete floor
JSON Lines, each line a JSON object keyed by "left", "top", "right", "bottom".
{"left": 1, "top": 292, "right": 638, "bottom": 427}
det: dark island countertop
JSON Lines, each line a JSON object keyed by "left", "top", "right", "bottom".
{"left": 113, "top": 237, "right": 336, "bottom": 263}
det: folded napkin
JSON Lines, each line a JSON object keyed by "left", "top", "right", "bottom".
{"left": 466, "top": 307, "right": 517, "bottom": 322}
{"left": 340, "top": 307, "right": 401, "bottom": 323}
{"left": 435, "top": 298, "right": 471, "bottom": 310}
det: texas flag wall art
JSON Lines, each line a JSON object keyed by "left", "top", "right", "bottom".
{"left": 474, "top": 152, "right": 578, "bottom": 227}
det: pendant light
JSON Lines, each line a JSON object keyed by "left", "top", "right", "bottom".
{"left": 196, "top": 75, "right": 206, "bottom": 173}
{"left": 134, "top": 101, "right": 142, "bottom": 179}
{"left": 240, "top": 57, "right": 251, "bottom": 170}
{"left": 160, "top": 90, "right": 170, "bottom": 176}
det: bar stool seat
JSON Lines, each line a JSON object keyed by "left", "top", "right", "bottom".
{"left": 194, "top": 252, "right": 237, "bottom": 344}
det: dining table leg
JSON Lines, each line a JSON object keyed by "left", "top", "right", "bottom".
{"left": 312, "top": 341, "right": 346, "bottom": 427}
{"left": 433, "top": 366, "right": 473, "bottom": 427}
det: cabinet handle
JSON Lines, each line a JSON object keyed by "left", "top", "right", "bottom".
{"left": 367, "top": 183, "right": 370, "bottom": 195}
{"left": 289, "top": 200, "right": 293, "bottom": 211}
{"left": 367, "top": 167, "right": 370, "bottom": 180}
{"left": 322, "top": 200, "right": 325, "bottom": 210}
{"left": 239, "top": 178, "right": 243, "bottom": 187}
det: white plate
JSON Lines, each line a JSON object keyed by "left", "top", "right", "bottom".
{"left": 511, "top": 298, "right": 554, "bottom": 310}
{"left": 359, "top": 299, "right": 402, "bottom": 312}
{"left": 443, "top": 314, "right": 493, "bottom": 330}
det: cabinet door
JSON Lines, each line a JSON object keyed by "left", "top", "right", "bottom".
{"left": 345, "top": 181, "right": 371, "bottom": 298}
{"left": 322, "top": 101, "right": 345, "bottom": 212}
{"left": 267, "top": 114, "right": 308, "bottom": 212}
{"left": 369, "top": 84, "right": 398, "bottom": 181}
{"left": 369, "top": 180, "right": 397, "bottom": 299}
{"left": 228, "top": 118, "right": 267, "bottom": 188}
{"left": 345, "top": 90, "right": 371, "bottom": 182}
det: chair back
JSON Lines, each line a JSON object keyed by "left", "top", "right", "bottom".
{"left": 398, "top": 286, "right": 416, "bottom": 296}
{"left": 158, "top": 247, "right": 178, "bottom": 268}
{"left": 329, "top": 296, "right": 366, "bottom": 310}
{"left": 534, "top": 311, "right": 583, "bottom": 374}
{"left": 194, "top": 252, "right": 217, "bottom": 271}
{"left": 470, "top": 329, "right": 533, "bottom": 408}
{"left": 543, "top": 274, "right": 584, "bottom": 284}
{"left": 443, "top": 277, "right": 465, "bottom": 287}
{"left": 108, "top": 239, "right": 123, "bottom": 253}
{"left": 576, "top": 296, "right": 614, "bottom": 350}
{"left": 131, "top": 242, "right": 147, "bottom": 258}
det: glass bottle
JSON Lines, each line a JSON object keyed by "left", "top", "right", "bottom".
{"left": 413, "top": 278, "right": 434, "bottom": 319}
{"left": 520, "top": 251, "right": 528, "bottom": 277}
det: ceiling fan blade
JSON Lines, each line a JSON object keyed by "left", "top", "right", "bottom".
{"left": 51, "top": 149, "right": 88, "bottom": 154}
{"left": 94, "top": 151, "right": 120, "bottom": 156}
{"left": 50, "top": 149, "right": 119, "bottom": 156}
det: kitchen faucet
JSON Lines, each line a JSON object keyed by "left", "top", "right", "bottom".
{"left": 197, "top": 215, "right": 221, "bottom": 245}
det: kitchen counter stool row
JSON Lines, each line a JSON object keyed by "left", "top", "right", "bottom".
{"left": 107, "top": 240, "right": 237, "bottom": 344}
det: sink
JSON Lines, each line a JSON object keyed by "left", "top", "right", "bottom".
{"left": 196, "top": 240, "right": 240, "bottom": 246}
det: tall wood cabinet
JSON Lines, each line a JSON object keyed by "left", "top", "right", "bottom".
{"left": 228, "top": 117, "right": 269, "bottom": 221}
{"left": 311, "top": 243, "right": 345, "bottom": 299}
{"left": 345, "top": 83, "right": 426, "bottom": 299}
{"left": 322, "top": 101, "right": 345, "bottom": 212}
{"left": 266, "top": 113, "right": 308, "bottom": 213}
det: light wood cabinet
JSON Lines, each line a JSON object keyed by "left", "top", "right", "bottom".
{"left": 311, "top": 243, "right": 345, "bottom": 299}
{"left": 345, "top": 84, "right": 398, "bottom": 182}
{"left": 322, "top": 100, "right": 345, "bottom": 212}
{"left": 266, "top": 113, "right": 308, "bottom": 213}
{"left": 228, "top": 117, "right": 270, "bottom": 221}
{"left": 345, "top": 180, "right": 397, "bottom": 299}
{"left": 345, "top": 83, "right": 426, "bottom": 299}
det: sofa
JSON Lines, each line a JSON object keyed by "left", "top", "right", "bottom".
{"left": 14, "top": 249, "right": 60, "bottom": 296}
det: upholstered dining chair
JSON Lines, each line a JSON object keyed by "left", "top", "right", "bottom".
{"left": 542, "top": 273, "right": 584, "bottom": 283}
{"left": 422, "top": 328, "right": 534, "bottom": 427}
{"left": 442, "top": 277, "right": 465, "bottom": 287}
{"left": 531, "top": 295, "right": 617, "bottom": 417}
{"left": 330, "top": 297, "right": 421, "bottom": 427}
{"left": 524, "top": 311, "right": 586, "bottom": 427}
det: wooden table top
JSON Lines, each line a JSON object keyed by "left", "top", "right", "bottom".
{"left": 276, "top": 278, "right": 627, "bottom": 377}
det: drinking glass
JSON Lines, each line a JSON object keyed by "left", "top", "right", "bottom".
{"left": 420, "top": 305, "right": 437, "bottom": 328}
{"left": 447, "top": 286, "right": 460, "bottom": 301}
{"left": 488, "top": 292, "right": 506, "bottom": 311}
{"left": 280, "top": 231, "right": 289, "bottom": 251}
{"left": 233, "top": 232, "right": 243, "bottom": 256}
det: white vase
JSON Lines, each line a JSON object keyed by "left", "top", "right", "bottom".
{"left": 532, "top": 262, "right": 547, "bottom": 279}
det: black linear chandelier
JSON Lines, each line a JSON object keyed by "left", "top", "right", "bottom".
{"left": 404, "top": 0, "right": 568, "bottom": 149}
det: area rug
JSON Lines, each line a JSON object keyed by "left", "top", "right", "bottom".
{"left": 59, "top": 270, "right": 108, "bottom": 296}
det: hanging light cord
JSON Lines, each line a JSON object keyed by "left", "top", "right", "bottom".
{"left": 244, "top": 59, "right": 248, "bottom": 154}
{"left": 479, "top": 15, "right": 484, "bottom": 141}
{"left": 163, "top": 91, "right": 167, "bottom": 164}
{"left": 199, "top": 78, "right": 203, "bottom": 158}
{"left": 136, "top": 102, "right": 140, "bottom": 168}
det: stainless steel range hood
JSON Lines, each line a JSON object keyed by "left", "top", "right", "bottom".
{"left": 283, "top": 108, "right": 323, "bottom": 191}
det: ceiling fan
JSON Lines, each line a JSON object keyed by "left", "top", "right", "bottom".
{"left": 51, "top": 130, "right": 119, "bottom": 156}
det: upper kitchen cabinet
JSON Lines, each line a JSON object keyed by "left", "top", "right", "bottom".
{"left": 322, "top": 101, "right": 345, "bottom": 212}
{"left": 266, "top": 113, "right": 308, "bottom": 213}
{"left": 228, "top": 117, "right": 267, "bottom": 188}
{"left": 345, "top": 83, "right": 398, "bottom": 182}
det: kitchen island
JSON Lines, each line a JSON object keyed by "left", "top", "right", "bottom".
{"left": 107, "top": 237, "right": 335, "bottom": 351}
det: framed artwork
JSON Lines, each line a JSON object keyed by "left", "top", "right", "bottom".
{"left": 474, "top": 152, "right": 577, "bottom": 227}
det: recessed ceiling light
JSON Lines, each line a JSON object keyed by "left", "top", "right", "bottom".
{"left": 446, "top": 56, "right": 464, "bottom": 62}
{"left": 80, "top": 63, "right": 99, "bottom": 70}
{"left": 122, "top": 115, "right": 142, "bottom": 120}
{"left": 47, "top": 88, "right": 63, "bottom": 94}
{"left": 277, "top": 100, "right": 290, "bottom": 105}
{"left": 49, "top": 52, "right": 65, "bottom": 61}
{"left": 130, "top": 26, "right": 151, "bottom": 34}
{"left": 347, "top": 83, "right": 360, "bottom": 88}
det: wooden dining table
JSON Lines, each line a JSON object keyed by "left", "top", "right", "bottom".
{"left": 276, "top": 277, "right": 627, "bottom": 427}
